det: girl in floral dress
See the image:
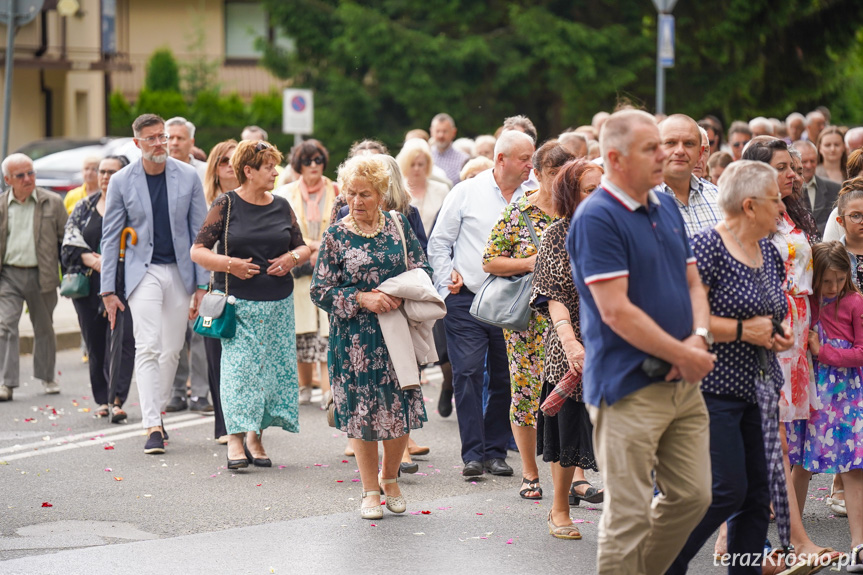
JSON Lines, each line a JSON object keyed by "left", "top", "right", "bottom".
{"left": 804, "top": 242, "right": 863, "bottom": 572}
{"left": 482, "top": 141, "right": 572, "bottom": 499}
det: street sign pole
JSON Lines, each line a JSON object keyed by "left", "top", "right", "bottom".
{"left": 2, "top": 0, "right": 16, "bottom": 159}
{"left": 0, "top": 0, "right": 44, "bottom": 158}
{"left": 651, "top": 0, "right": 678, "bottom": 116}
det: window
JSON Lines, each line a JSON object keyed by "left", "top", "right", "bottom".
{"left": 224, "top": 0, "right": 294, "bottom": 61}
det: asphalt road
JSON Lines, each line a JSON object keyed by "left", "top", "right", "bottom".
{"left": 0, "top": 349, "right": 855, "bottom": 574}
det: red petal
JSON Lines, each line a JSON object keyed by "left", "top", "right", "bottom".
{"left": 41, "top": 502, "right": 53, "bottom": 507}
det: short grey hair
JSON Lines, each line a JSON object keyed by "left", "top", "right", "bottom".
{"left": 559, "top": 131, "right": 588, "bottom": 147}
{"left": 599, "top": 109, "right": 656, "bottom": 164}
{"left": 165, "top": 116, "right": 195, "bottom": 139}
{"left": 431, "top": 113, "right": 456, "bottom": 128}
{"left": 749, "top": 117, "right": 774, "bottom": 135}
{"left": 241, "top": 125, "right": 268, "bottom": 141}
{"left": 845, "top": 127, "right": 863, "bottom": 149}
{"left": 786, "top": 112, "right": 805, "bottom": 126}
{"left": 1, "top": 153, "right": 32, "bottom": 177}
{"left": 493, "top": 130, "right": 534, "bottom": 158}
{"left": 717, "top": 160, "right": 778, "bottom": 216}
{"left": 806, "top": 110, "right": 825, "bottom": 124}
{"left": 792, "top": 139, "right": 816, "bottom": 153}
{"left": 474, "top": 134, "right": 496, "bottom": 149}
{"left": 698, "top": 126, "right": 709, "bottom": 144}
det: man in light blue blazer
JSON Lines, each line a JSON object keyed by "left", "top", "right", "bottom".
{"left": 100, "top": 114, "right": 209, "bottom": 454}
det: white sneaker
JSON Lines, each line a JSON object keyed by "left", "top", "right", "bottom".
{"left": 42, "top": 381, "right": 60, "bottom": 395}
{"left": 298, "top": 386, "right": 312, "bottom": 405}
{"left": 0, "top": 384, "right": 12, "bottom": 401}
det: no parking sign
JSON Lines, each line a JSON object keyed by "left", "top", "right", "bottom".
{"left": 282, "top": 89, "right": 314, "bottom": 135}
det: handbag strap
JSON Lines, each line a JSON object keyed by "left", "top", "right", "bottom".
{"left": 211, "top": 191, "right": 232, "bottom": 296}
{"left": 389, "top": 210, "right": 410, "bottom": 269}
{"left": 521, "top": 209, "right": 540, "bottom": 250}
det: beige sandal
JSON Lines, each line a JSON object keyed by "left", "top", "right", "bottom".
{"left": 547, "top": 511, "right": 581, "bottom": 540}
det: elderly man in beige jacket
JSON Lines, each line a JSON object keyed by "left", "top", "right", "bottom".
{"left": 0, "top": 153, "right": 67, "bottom": 401}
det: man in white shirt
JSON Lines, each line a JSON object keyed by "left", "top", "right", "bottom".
{"left": 428, "top": 130, "right": 535, "bottom": 477}
{"left": 164, "top": 117, "right": 212, "bottom": 414}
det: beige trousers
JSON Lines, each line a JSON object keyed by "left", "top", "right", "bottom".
{"left": 588, "top": 380, "right": 712, "bottom": 575}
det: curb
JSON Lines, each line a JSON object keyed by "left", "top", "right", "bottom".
{"left": 19, "top": 331, "right": 82, "bottom": 355}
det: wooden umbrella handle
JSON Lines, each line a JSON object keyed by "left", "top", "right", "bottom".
{"left": 119, "top": 227, "right": 138, "bottom": 259}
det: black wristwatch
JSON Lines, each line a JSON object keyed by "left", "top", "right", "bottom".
{"left": 100, "top": 292, "right": 115, "bottom": 298}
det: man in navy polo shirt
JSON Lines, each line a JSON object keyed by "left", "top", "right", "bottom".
{"left": 569, "top": 110, "right": 716, "bottom": 575}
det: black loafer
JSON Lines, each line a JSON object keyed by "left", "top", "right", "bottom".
{"left": 165, "top": 396, "right": 187, "bottom": 412}
{"left": 227, "top": 455, "right": 249, "bottom": 470}
{"left": 400, "top": 461, "right": 419, "bottom": 474}
{"left": 484, "top": 458, "right": 513, "bottom": 476}
{"left": 144, "top": 431, "right": 165, "bottom": 454}
{"left": 462, "top": 460, "right": 484, "bottom": 477}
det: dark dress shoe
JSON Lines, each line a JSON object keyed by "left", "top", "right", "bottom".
{"left": 438, "top": 388, "right": 453, "bottom": 417}
{"left": 462, "top": 460, "right": 484, "bottom": 477}
{"left": 244, "top": 443, "right": 272, "bottom": 467}
{"left": 484, "top": 458, "right": 513, "bottom": 476}
{"left": 165, "top": 396, "right": 187, "bottom": 412}
{"left": 400, "top": 461, "right": 419, "bottom": 474}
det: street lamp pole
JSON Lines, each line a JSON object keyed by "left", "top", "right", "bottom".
{"left": 652, "top": 0, "right": 678, "bottom": 116}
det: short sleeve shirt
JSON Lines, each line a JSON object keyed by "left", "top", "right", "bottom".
{"left": 693, "top": 228, "right": 788, "bottom": 401}
{"left": 569, "top": 179, "right": 695, "bottom": 407}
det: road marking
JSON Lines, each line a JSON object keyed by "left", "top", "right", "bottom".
{"left": 0, "top": 414, "right": 211, "bottom": 461}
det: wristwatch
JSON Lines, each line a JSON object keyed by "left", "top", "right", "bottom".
{"left": 289, "top": 250, "right": 300, "bottom": 265}
{"left": 693, "top": 327, "right": 714, "bottom": 347}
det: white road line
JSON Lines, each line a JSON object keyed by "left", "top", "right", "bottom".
{"left": 0, "top": 413, "right": 209, "bottom": 457}
{"left": 0, "top": 417, "right": 213, "bottom": 462}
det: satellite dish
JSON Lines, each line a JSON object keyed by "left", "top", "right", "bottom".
{"left": 0, "top": 0, "right": 45, "bottom": 26}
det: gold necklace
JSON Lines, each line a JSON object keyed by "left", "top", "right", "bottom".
{"left": 350, "top": 210, "right": 385, "bottom": 238}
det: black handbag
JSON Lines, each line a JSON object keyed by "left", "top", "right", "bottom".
{"left": 469, "top": 211, "right": 540, "bottom": 332}
{"left": 193, "top": 192, "right": 237, "bottom": 339}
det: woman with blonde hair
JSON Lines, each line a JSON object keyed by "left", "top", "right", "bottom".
{"left": 203, "top": 140, "right": 239, "bottom": 207}
{"left": 397, "top": 139, "right": 450, "bottom": 233}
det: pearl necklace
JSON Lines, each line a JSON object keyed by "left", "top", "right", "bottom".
{"left": 349, "top": 210, "right": 385, "bottom": 238}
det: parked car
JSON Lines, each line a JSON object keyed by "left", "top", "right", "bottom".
{"left": 16, "top": 137, "right": 137, "bottom": 195}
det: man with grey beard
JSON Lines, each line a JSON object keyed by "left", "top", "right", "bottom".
{"left": 100, "top": 114, "right": 208, "bottom": 455}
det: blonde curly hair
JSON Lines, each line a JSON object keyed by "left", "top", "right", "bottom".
{"left": 337, "top": 155, "right": 391, "bottom": 201}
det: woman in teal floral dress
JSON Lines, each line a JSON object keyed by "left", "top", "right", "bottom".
{"left": 482, "top": 141, "right": 573, "bottom": 500}
{"left": 311, "top": 155, "right": 429, "bottom": 520}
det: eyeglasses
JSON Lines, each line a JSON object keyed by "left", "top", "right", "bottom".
{"left": 255, "top": 141, "right": 272, "bottom": 152}
{"left": 9, "top": 170, "right": 35, "bottom": 180}
{"left": 301, "top": 156, "right": 325, "bottom": 167}
{"left": 731, "top": 141, "right": 747, "bottom": 148}
{"left": 136, "top": 134, "right": 168, "bottom": 145}
{"left": 98, "top": 169, "right": 118, "bottom": 176}
{"left": 218, "top": 156, "right": 231, "bottom": 166}
{"left": 841, "top": 212, "right": 863, "bottom": 224}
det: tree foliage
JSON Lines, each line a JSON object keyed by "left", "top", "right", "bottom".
{"left": 259, "top": 0, "right": 863, "bottom": 151}
{"left": 144, "top": 48, "right": 181, "bottom": 93}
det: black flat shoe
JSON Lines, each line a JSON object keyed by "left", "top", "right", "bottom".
{"left": 570, "top": 480, "right": 604, "bottom": 505}
{"left": 400, "top": 461, "right": 419, "bottom": 474}
{"left": 227, "top": 455, "right": 249, "bottom": 470}
{"left": 244, "top": 442, "right": 272, "bottom": 468}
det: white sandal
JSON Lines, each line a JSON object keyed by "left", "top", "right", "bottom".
{"left": 360, "top": 490, "right": 383, "bottom": 520}
{"left": 378, "top": 472, "right": 406, "bottom": 514}
{"left": 827, "top": 488, "right": 847, "bottom": 516}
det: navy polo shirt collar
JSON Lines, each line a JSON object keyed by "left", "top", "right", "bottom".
{"left": 601, "top": 176, "right": 661, "bottom": 212}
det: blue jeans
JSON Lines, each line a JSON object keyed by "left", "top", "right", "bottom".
{"left": 666, "top": 393, "right": 770, "bottom": 575}
{"left": 444, "top": 290, "right": 511, "bottom": 463}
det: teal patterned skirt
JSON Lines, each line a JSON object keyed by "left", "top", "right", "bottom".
{"left": 220, "top": 295, "right": 300, "bottom": 435}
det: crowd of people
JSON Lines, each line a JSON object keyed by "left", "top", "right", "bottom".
{"left": 0, "top": 104, "right": 862, "bottom": 574}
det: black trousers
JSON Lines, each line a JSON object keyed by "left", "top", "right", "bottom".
{"left": 203, "top": 336, "right": 227, "bottom": 438}
{"left": 72, "top": 294, "right": 134, "bottom": 406}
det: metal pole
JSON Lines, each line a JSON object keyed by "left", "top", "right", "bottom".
{"left": 2, "top": 0, "right": 16, "bottom": 159}
{"left": 656, "top": 16, "right": 664, "bottom": 116}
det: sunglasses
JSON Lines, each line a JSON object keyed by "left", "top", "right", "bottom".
{"left": 301, "top": 156, "right": 325, "bottom": 167}
{"left": 218, "top": 156, "right": 231, "bottom": 166}
{"left": 255, "top": 141, "right": 271, "bottom": 152}
{"left": 98, "top": 169, "right": 118, "bottom": 176}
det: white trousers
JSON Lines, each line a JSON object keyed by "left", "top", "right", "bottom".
{"left": 128, "top": 264, "right": 191, "bottom": 429}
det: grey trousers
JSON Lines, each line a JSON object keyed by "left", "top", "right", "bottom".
{"left": 171, "top": 321, "right": 209, "bottom": 400}
{"left": 0, "top": 267, "right": 57, "bottom": 387}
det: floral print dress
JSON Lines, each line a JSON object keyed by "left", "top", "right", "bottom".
{"left": 310, "top": 212, "right": 429, "bottom": 441}
{"left": 482, "top": 193, "right": 559, "bottom": 427}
